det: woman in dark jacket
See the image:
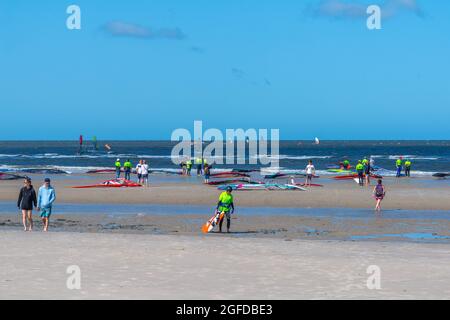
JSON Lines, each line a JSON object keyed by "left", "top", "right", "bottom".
{"left": 17, "top": 177, "right": 37, "bottom": 231}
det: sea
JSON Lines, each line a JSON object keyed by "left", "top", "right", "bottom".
{"left": 0, "top": 140, "right": 449, "bottom": 176}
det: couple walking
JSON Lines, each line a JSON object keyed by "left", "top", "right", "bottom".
{"left": 17, "top": 177, "right": 56, "bottom": 232}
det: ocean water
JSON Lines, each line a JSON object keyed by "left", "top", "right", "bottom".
{"left": 0, "top": 140, "right": 449, "bottom": 175}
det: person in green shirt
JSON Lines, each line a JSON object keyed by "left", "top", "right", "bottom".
{"left": 186, "top": 159, "right": 192, "bottom": 176}
{"left": 355, "top": 160, "right": 365, "bottom": 186}
{"left": 217, "top": 186, "right": 235, "bottom": 233}
{"left": 396, "top": 157, "right": 403, "bottom": 177}
{"left": 115, "top": 159, "right": 122, "bottom": 179}
{"left": 342, "top": 159, "right": 350, "bottom": 170}
{"left": 404, "top": 159, "right": 412, "bottom": 177}
{"left": 124, "top": 159, "right": 132, "bottom": 180}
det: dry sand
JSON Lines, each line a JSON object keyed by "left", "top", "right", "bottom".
{"left": 1, "top": 175, "right": 449, "bottom": 210}
{"left": 1, "top": 230, "right": 450, "bottom": 299}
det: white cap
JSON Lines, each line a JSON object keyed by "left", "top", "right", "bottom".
{"left": 117, "top": 158, "right": 120, "bottom": 161}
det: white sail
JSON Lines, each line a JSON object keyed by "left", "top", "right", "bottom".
{"left": 314, "top": 137, "right": 320, "bottom": 145}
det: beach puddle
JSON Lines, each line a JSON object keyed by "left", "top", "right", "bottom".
{"left": 351, "top": 232, "right": 450, "bottom": 242}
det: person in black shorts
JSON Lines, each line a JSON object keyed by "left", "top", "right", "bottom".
{"left": 17, "top": 177, "right": 37, "bottom": 231}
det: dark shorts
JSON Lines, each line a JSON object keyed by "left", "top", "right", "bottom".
{"left": 137, "top": 174, "right": 142, "bottom": 179}
{"left": 307, "top": 174, "right": 313, "bottom": 180}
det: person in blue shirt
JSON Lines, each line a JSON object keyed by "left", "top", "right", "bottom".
{"left": 37, "top": 178, "right": 56, "bottom": 232}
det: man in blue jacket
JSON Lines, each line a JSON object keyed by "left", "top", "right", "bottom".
{"left": 37, "top": 178, "right": 56, "bottom": 232}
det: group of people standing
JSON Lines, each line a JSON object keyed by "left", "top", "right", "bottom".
{"left": 17, "top": 177, "right": 56, "bottom": 232}
{"left": 396, "top": 157, "right": 412, "bottom": 177}
{"left": 114, "top": 159, "right": 149, "bottom": 186}
{"left": 355, "top": 157, "right": 374, "bottom": 186}
{"left": 180, "top": 157, "right": 210, "bottom": 179}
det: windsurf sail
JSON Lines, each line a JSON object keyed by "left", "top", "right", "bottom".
{"left": 210, "top": 172, "right": 250, "bottom": 178}
{"left": 78, "top": 135, "right": 84, "bottom": 154}
{"left": 0, "top": 173, "right": 25, "bottom": 181}
{"left": 314, "top": 137, "right": 320, "bottom": 145}
{"left": 217, "top": 183, "right": 306, "bottom": 191}
{"left": 92, "top": 136, "right": 98, "bottom": 151}
{"left": 21, "top": 168, "right": 70, "bottom": 175}
{"left": 202, "top": 210, "right": 225, "bottom": 233}
{"left": 207, "top": 178, "right": 252, "bottom": 185}
{"left": 71, "top": 178, "right": 142, "bottom": 189}
{"left": 333, "top": 173, "right": 382, "bottom": 180}
{"left": 433, "top": 172, "right": 449, "bottom": 178}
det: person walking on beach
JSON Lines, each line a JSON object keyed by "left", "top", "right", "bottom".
{"left": 180, "top": 160, "right": 187, "bottom": 175}
{"left": 204, "top": 163, "right": 211, "bottom": 184}
{"left": 356, "top": 160, "right": 364, "bottom": 186}
{"left": 186, "top": 158, "right": 192, "bottom": 176}
{"left": 124, "top": 159, "right": 132, "bottom": 180}
{"left": 404, "top": 159, "right": 412, "bottom": 177}
{"left": 305, "top": 160, "right": 315, "bottom": 187}
{"left": 37, "top": 178, "right": 56, "bottom": 232}
{"left": 362, "top": 157, "right": 371, "bottom": 186}
{"left": 373, "top": 179, "right": 386, "bottom": 211}
{"left": 217, "top": 186, "right": 235, "bottom": 233}
{"left": 136, "top": 160, "right": 143, "bottom": 184}
{"left": 195, "top": 157, "right": 203, "bottom": 176}
{"left": 396, "top": 157, "right": 403, "bottom": 177}
{"left": 115, "top": 158, "right": 122, "bottom": 179}
{"left": 17, "top": 177, "right": 37, "bottom": 231}
{"left": 142, "top": 160, "right": 149, "bottom": 187}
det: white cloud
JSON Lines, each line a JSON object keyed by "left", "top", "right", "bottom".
{"left": 104, "top": 21, "right": 186, "bottom": 40}
{"left": 310, "top": 0, "right": 423, "bottom": 19}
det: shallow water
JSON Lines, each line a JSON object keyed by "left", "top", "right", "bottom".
{"left": 1, "top": 201, "right": 449, "bottom": 220}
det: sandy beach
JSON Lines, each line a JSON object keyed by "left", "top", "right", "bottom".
{"left": 1, "top": 230, "right": 450, "bottom": 299}
{"left": 1, "top": 175, "right": 449, "bottom": 210}
{"left": 1, "top": 174, "right": 449, "bottom": 300}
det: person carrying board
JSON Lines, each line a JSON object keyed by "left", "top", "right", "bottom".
{"left": 217, "top": 186, "right": 235, "bottom": 233}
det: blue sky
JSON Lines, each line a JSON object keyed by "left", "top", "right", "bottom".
{"left": 0, "top": 0, "right": 449, "bottom": 140}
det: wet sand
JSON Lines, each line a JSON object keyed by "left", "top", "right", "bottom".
{"left": 1, "top": 175, "right": 449, "bottom": 210}
{"left": 1, "top": 230, "right": 450, "bottom": 299}
{"left": 2, "top": 212, "right": 450, "bottom": 242}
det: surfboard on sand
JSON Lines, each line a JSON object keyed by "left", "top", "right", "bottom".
{"left": 202, "top": 210, "right": 225, "bottom": 233}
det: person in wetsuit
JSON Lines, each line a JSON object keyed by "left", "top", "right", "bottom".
{"left": 356, "top": 160, "right": 365, "bottom": 186}
{"left": 404, "top": 159, "right": 412, "bottom": 177}
{"left": 217, "top": 186, "right": 235, "bottom": 233}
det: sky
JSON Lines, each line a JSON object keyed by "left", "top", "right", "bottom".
{"left": 0, "top": 0, "right": 449, "bottom": 140}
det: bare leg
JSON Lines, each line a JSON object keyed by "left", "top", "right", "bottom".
{"left": 42, "top": 217, "right": 49, "bottom": 232}
{"left": 21, "top": 210, "right": 27, "bottom": 231}
{"left": 27, "top": 211, "right": 33, "bottom": 231}
{"left": 375, "top": 199, "right": 381, "bottom": 211}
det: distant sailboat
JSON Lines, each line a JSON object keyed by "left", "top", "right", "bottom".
{"left": 314, "top": 137, "right": 320, "bottom": 145}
